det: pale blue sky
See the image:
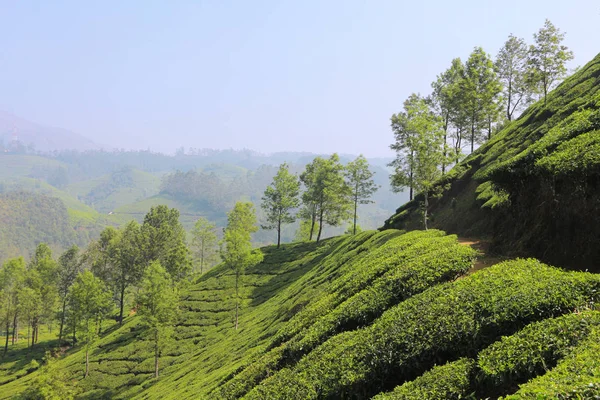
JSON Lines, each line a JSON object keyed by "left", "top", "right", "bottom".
{"left": 1, "top": 1, "right": 598, "bottom": 156}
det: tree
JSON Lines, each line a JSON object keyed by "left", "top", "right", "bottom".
{"left": 18, "top": 285, "right": 40, "bottom": 349}
{"left": 300, "top": 155, "right": 351, "bottom": 242}
{"left": 112, "top": 221, "right": 144, "bottom": 325}
{"left": 141, "top": 205, "right": 192, "bottom": 282}
{"left": 529, "top": 19, "right": 574, "bottom": 105}
{"left": 57, "top": 246, "right": 82, "bottom": 343}
{"left": 191, "top": 218, "right": 219, "bottom": 274}
{"left": 261, "top": 163, "right": 301, "bottom": 248}
{"left": 28, "top": 243, "right": 58, "bottom": 345}
{"left": 1, "top": 258, "right": 26, "bottom": 355}
{"left": 220, "top": 202, "right": 263, "bottom": 330}
{"left": 390, "top": 96, "right": 447, "bottom": 229}
{"left": 496, "top": 34, "right": 531, "bottom": 121}
{"left": 299, "top": 161, "right": 320, "bottom": 240}
{"left": 430, "top": 58, "right": 466, "bottom": 173}
{"left": 462, "top": 47, "right": 502, "bottom": 152}
{"left": 69, "top": 271, "right": 111, "bottom": 377}
{"left": 135, "top": 261, "right": 178, "bottom": 379}
{"left": 345, "top": 155, "right": 379, "bottom": 235}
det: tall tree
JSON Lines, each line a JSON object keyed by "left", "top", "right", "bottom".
{"left": 69, "top": 271, "right": 111, "bottom": 378}
{"left": 0, "top": 258, "right": 25, "bottom": 356}
{"left": 191, "top": 218, "right": 219, "bottom": 274}
{"left": 112, "top": 221, "right": 144, "bottom": 325}
{"left": 135, "top": 261, "right": 178, "bottom": 379}
{"left": 300, "top": 155, "right": 351, "bottom": 242}
{"left": 496, "top": 34, "right": 531, "bottom": 121}
{"left": 529, "top": 19, "right": 574, "bottom": 105}
{"left": 390, "top": 94, "right": 428, "bottom": 198}
{"left": 345, "top": 155, "right": 379, "bottom": 235}
{"left": 57, "top": 247, "right": 82, "bottom": 344}
{"left": 261, "top": 163, "right": 301, "bottom": 248}
{"left": 299, "top": 160, "right": 320, "bottom": 240}
{"left": 430, "top": 58, "right": 465, "bottom": 173}
{"left": 390, "top": 96, "right": 447, "bottom": 229}
{"left": 462, "top": 47, "right": 502, "bottom": 152}
{"left": 29, "top": 243, "right": 58, "bottom": 345}
{"left": 220, "top": 202, "right": 263, "bottom": 330}
{"left": 141, "top": 205, "right": 191, "bottom": 282}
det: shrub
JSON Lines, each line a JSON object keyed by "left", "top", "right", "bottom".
{"left": 504, "top": 328, "right": 600, "bottom": 399}
{"left": 244, "top": 259, "right": 600, "bottom": 399}
{"left": 372, "top": 358, "right": 475, "bottom": 400}
{"left": 478, "top": 311, "right": 600, "bottom": 389}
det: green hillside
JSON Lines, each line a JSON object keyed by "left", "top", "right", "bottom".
{"left": 0, "top": 155, "right": 67, "bottom": 181}
{"left": 0, "top": 191, "right": 76, "bottom": 260}
{"left": 384, "top": 53, "right": 600, "bottom": 270}
{"left": 2, "top": 230, "right": 598, "bottom": 399}
{"left": 65, "top": 168, "right": 161, "bottom": 213}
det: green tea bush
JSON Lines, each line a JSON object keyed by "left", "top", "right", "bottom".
{"left": 270, "top": 230, "right": 447, "bottom": 346}
{"left": 478, "top": 311, "right": 600, "bottom": 388}
{"left": 372, "top": 358, "right": 474, "bottom": 400}
{"left": 244, "top": 259, "right": 600, "bottom": 399}
{"left": 284, "top": 241, "right": 476, "bottom": 360}
{"left": 504, "top": 328, "right": 600, "bottom": 399}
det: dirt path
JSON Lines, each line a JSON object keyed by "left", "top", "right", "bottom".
{"left": 458, "top": 237, "right": 503, "bottom": 274}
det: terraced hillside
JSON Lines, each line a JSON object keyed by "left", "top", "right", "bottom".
{"left": 2, "top": 229, "right": 599, "bottom": 399}
{"left": 384, "top": 53, "right": 600, "bottom": 270}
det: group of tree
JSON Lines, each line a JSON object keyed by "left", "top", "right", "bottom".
{"left": 389, "top": 20, "right": 574, "bottom": 229}
{"left": 260, "top": 156, "right": 379, "bottom": 246}
{"left": 0, "top": 205, "right": 193, "bottom": 379}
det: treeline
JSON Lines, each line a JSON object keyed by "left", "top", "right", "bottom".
{"left": 0, "top": 205, "right": 192, "bottom": 381}
{"left": 261, "top": 155, "right": 378, "bottom": 246}
{"left": 389, "top": 20, "right": 574, "bottom": 227}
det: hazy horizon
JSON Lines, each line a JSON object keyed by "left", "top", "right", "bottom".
{"left": 1, "top": 1, "right": 598, "bottom": 157}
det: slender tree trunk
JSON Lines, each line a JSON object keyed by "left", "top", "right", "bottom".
{"left": 316, "top": 208, "right": 324, "bottom": 243}
{"left": 72, "top": 321, "right": 76, "bottom": 345}
{"left": 507, "top": 80, "right": 513, "bottom": 121}
{"left": 234, "top": 271, "right": 239, "bottom": 330}
{"left": 442, "top": 113, "right": 449, "bottom": 174}
{"left": 119, "top": 283, "right": 126, "bottom": 325}
{"left": 27, "top": 320, "right": 31, "bottom": 350}
{"left": 277, "top": 216, "right": 281, "bottom": 248}
{"left": 200, "top": 241, "right": 205, "bottom": 274}
{"left": 309, "top": 206, "right": 316, "bottom": 241}
{"left": 85, "top": 349, "right": 89, "bottom": 378}
{"left": 353, "top": 190, "right": 358, "bottom": 235}
{"left": 154, "top": 329, "right": 159, "bottom": 378}
{"left": 59, "top": 298, "right": 67, "bottom": 343}
{"left": 12, "top": 314, "right": 17, "bottom": 344}
{"left": 3, "top": 320, "right": 9, "bottom": 356}
{"left": 35, "top": 322, "right": 39, "bottom": 344}
{"left": 423, "top": 191, "right": 429, "bottom": 230}
{"left": 471, "top": 122, "right": 475, "bottom": 154}
{"left": 409, "top": 150, "right": 414, "bottom": 201}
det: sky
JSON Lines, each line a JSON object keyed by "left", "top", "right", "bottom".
{"left": 0, "top": 1, "right": 598, "bottom": 157}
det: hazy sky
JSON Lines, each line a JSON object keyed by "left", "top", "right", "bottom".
{"left": 1, "top": 1, "right": 598, "bottom": 157}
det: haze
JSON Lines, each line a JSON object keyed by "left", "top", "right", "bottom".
{"left": 1, "top": 0, "right": 597, "bottom": 156}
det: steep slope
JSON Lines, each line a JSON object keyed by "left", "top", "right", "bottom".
{"left": 384, "top": 53, "right": 600, "bottom": 270}
{"left": 3, "top": 229, "right": 599, "bottom": 399}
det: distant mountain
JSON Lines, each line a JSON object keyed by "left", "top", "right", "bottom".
{"left": 0, "top": 110, "right": 99, "bottom": 152}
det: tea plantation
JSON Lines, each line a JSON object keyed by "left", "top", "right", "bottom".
{"left": 2, "top": 229, "right": 599, "bottom": 399}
